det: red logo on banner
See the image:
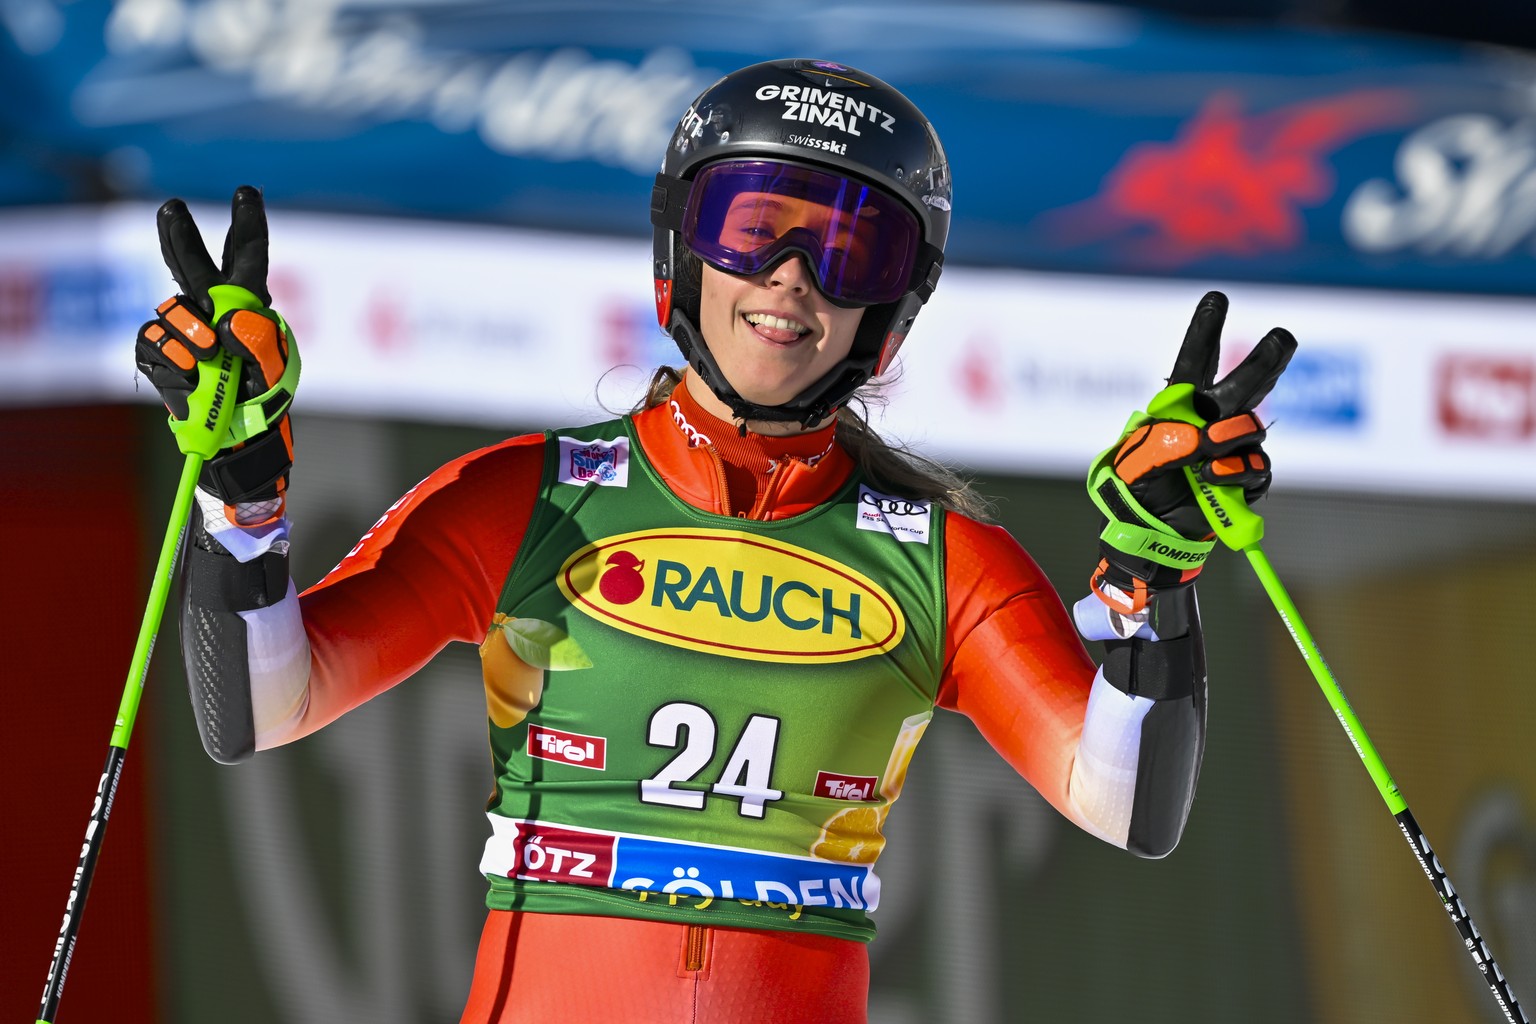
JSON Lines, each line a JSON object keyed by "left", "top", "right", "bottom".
{"left": 528, "top": 724, "right": 608, "bottom": 770}
{"left": 365, "top": 288, "right": 408, "bottom": 352}
{"left": 1437, "top": 356, "right": 1535, "bottom": 440}
{"left": 957, "top": 337, "right": 1005, "bottom": 408}
{"left": 0, "top": 270, "right": 39, "bottom": 338}
{"left": 511, "top": 821, "right": 615, "bottom": 885}
{"left": 1042, "top": 89, "right": 1416, "bottom": 264}
{"left": 815, "top": 771, "right": 880, "bottom": 801}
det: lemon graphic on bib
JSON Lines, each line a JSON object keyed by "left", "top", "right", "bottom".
{"left": 479, "top": 614, "right": 592, "bottom": 729}
{"left": 811, "top": 710, "right": 931, "bottom": 863}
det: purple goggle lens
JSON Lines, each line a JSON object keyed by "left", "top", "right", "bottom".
{"left": 680, "top": 160, "right": 921, "bottom": 307}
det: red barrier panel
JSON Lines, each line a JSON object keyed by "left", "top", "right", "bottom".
{"left": 1, "top": 405, "right": 159, "bottom": 1022}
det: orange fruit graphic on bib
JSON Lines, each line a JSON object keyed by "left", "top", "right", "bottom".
{"left": 480, "top": 614, "right": 592, "bottom": 729}
{"left": 812, "top": 711, "right": 931, "bottom": 863}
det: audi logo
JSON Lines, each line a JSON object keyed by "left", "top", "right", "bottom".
{"left": 860, "top": 494, "right": 928, "bottom": 516}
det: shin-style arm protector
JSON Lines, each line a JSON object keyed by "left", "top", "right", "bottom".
{"left": 179, "top": 494, "right": 310, "bottom": 763}
{"left": 1070, "top": 587, "right": 1206, "bottom": 857}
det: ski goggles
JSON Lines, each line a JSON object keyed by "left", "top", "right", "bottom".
{"left": 678, "top": 160, "right": 923, "bottom": 307}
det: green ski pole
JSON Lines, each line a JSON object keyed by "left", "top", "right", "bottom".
{"left": 38, "top": 346, "right": 243, "bottom": 1023}
{"left": 1146, "top": 383, "right": 1529, "bottom": 1024}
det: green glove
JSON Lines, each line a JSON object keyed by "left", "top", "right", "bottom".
{"left": 135, "top": 186, "right": 300, "bottom": 523}
{"left": 1087, "top": 291, "right": 1295, "bottom": 614}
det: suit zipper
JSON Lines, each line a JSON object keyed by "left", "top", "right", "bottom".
{"left": 703, "top": 445, "right": 734, "bottom": 518}
{"left": 749, "top": 461, "right": 788, "bottom": 521}
{"left": 685, "top": 924, "right": 707, "bottom": 972}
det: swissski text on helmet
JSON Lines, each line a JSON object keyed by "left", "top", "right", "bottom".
{"left": 650, "top": 58, "right": 951, "bottom": 426}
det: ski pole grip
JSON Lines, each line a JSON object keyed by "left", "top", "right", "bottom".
{"left": 1145, "top": 382, "right": 1266, "bottom": 552}
{"left": 164, "top": 284, "right": 264, "bottom": 459}
{"left": 167, "top": 349, "right": 243, "bottom": 459}
{"left": 1183, "top": 468, "right": 1264, "bottom": 551}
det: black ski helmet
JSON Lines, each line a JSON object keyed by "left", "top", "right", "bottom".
{"left": 650, "top": 58, "right": 951, "bottom": 426}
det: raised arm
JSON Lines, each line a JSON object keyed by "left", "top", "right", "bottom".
{"left": 937, "top": 515, "right": 1209, "bottom": 857}
{"left": 135, "top": 187, "right": 545, "bottom": 761}
{"left": 940, "top": 291, "right": 1294, "bottom": 857}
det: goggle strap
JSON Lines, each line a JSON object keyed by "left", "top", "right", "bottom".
{"left": 650, "top": 172, "right": 690, "bottom": 232}
{"left": 912, "top": 244, "right": 944, "bottom": 302}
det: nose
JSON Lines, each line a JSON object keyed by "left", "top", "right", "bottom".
{"left": 763, "top": 252, "right": 814, "bottom": 294}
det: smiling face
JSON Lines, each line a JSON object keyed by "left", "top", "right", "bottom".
{"left": 689, "top": 256, "right": 865, "bottom": 433}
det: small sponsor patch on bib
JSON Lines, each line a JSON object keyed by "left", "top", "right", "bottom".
{"left": 528, "top": 724, "right": 607, "bottom": 770}
{"left": 557, "top": 436, "right": 629, "bottom": 488}
{"left": 855, "top": 485, "right": 932, "bottom": 544}
{"left": 481, "top": 817, "right": 880, "bottom": 909}
{"left": 815, "top": 771, "right": 879, "bottom": 801}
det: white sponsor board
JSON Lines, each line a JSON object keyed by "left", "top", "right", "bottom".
{"left": 0, "top": 204, "right": 1532, "bottom": 498}
{"left": 0, "top": 203, "right": 661, "bottom": 427}
{"left": 878, "top": 267, "right": 1536, "bottom": 499}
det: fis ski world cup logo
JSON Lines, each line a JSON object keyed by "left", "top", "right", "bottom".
{"left": 557, "top": 435, "right": 629, "bottom": 487}
{"left": 856, "top": 485, "right": 932, "bottom": 544}
{"left": 557, "top": 528, "right": 905, "bottom": 663}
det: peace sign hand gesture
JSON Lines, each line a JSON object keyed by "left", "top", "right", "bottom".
{"left": 1088, "top": 291, "right": 1296, "bottom": 614}
{"left": 135, "top": 186, "right": 300, "bottom": 525}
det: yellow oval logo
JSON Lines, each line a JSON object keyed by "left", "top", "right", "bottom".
{"left": 557, "top": 529, "right": 905, "bottom": 663}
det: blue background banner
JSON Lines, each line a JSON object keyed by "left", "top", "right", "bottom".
{"left": 3, "top": 9, "right": 1533, "bottom": 1023}
{"left": 3, "top": 1, "right": 1534, "bottom": 295}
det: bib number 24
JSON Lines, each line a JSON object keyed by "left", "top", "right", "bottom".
{"left": 640, "top": 702, "right": 784, "bottom": 819}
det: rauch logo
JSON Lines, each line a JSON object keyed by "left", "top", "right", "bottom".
{"left": 557, "top": 529, "right": 905, "bottom": 663}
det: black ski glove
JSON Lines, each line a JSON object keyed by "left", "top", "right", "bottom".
{"left": 135, "top": 186, "right": 299, "bottom": 524}
{"left": 1088, "top": 291, "right": 1296, "bottom": 614}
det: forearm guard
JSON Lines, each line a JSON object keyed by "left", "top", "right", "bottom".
{"left": 1100, "top": 588, "right": 1207, "bottom": 858}
{"left": 179, "top": 506, "right": 287, "bottom": 764}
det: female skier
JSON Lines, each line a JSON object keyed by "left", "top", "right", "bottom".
{"left": 136, "top": 59, "right": 1294, "bottom": 1023}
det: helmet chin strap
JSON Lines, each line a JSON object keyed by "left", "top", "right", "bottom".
{"left": 669, "top": 312, "right": 873, "bottom": 431}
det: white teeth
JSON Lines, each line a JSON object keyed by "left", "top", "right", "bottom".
{"left": 744, "top": 313, "right": 809, "bottom": 334}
